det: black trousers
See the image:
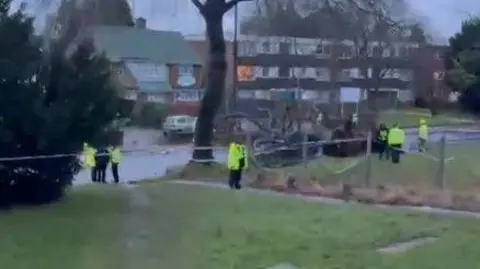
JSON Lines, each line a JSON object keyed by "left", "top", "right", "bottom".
{"left": 111, "top": 163, "right": 119, "bottom": 183}
{"left": 91, "top": 167, "right": 97, "bottom": 182}
{"left": 92, "top": 165, "right": 107, "bottom": 183}
{"left": 378, "top": 140, "right": 389, "bottom": 160}
{"left": 228, "top": 169, "right": 243, "bottom": 189}
{"left": 390, "top": 144, "right": 402, "bottom": 164}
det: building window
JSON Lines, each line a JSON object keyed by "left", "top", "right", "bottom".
{"left": 179, "top": 65, "right": 193, "bottom": 76}
{"left": 338, "top": 69, "right": 352, "bottom": 81}
{"left": 262, "top": 67, "right": 269, "bottom": 77}
{"left": 174, "top": 90, "right": 203, "bottom": 102}
{"left": 239, "top": 41, "right": 256, "bottom": 56}
{"left": 434, "top": 51, "right": 442, "bottom": 60}
{"left": 237, "top": 65, "right": 255, "bottom": 81}
{"left": 262, "top": 41, "right": 270, "bottom": 53}
{"left": 315, "top": 43, "right": 331, "bottom": 56}
{"left": 338, "top": 44, "right": 353, "bottom": 58}
{"left": 315, "top": 68, "right": 330, "bottom": 81}
{"left": 399, "top": 46, "right": 417, "bottom": 57}
{"left": 279, "top": 66, "right": 290, "bottom": 77}
{"left": 291, "top": 67, "right": 306, "bottom": 78}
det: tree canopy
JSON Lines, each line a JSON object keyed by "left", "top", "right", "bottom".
{"left": 445, "top": 17, "right": 480, "bottom": 112}
{"left": 0, "top": 1, "right": 122, "bottom": 207}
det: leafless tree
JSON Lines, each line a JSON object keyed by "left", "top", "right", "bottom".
{"left": 190, "top": 0, "right": 252, "bottom": 162}
{"left": 242, "top": 0, "right": 427, "bottom": 128}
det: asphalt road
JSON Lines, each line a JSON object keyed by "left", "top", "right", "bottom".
{"left": 74, "top": 127, "right": 480, "bottom": 185}
{"left": 74, "top": 147, "right": 227, "bottom": 185}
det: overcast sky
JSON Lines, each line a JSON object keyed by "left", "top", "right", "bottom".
{"left": 15, "top": 0, "right": 480, "bottom": 43}
{"left": 134, "top": 0, "right": 480, "bottom": 42}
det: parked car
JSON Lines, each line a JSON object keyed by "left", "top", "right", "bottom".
{"left": 162, "top": 115, "right": 197, "bottom": 137}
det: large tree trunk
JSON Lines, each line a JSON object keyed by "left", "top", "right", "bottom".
{"left": 192, "top": 11, "right": 226, "bottom": 162}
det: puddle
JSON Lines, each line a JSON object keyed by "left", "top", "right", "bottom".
{"left": 377, "top": 236, "right": 438, "bottom": 254}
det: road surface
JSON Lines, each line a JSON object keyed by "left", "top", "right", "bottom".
{"left": 74, "top": 147, "right": 227, "bottom": 185}
{"left": 74, "top": 126, "right": 480, "bottom": 185}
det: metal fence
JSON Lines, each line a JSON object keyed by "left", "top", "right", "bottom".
{"left": 1, "top": 128, "right": 480, "bottom": 191}
{"left": 247, "top": 129, "right": 480, "bottom": 193}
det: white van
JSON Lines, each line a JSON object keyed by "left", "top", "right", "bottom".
{"left": 162, "top": 115, "right": 197, "bottom": 137}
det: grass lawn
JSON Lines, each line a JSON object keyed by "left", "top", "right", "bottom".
{"left": 271, "top": 141, "right": 480, "bottom": 192}
{"left": 0, "top": 185, "right": 128, "bottom": 269}
{"left": 3, "top": 182, "right": 480, "bottom": 268}
{"left": 138, "top": 183, "right": 480, "bottom": 269}
{"left": 378, "top": 109, "right": 474, "bottom": 128}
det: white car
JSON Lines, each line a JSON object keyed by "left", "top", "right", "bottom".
{"left": 162, "top": 115, "right": 197, "bottom": 137}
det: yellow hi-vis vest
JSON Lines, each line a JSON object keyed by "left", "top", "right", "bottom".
{"left": 227, "top": 143, "right": 247, "bottom": 170}
{"left": 388, "top": 127, "right": 405, "bottom": 145}
{"left": 109, "top": 147, "right": 122, "bottom": 164}
{"left": 83, "top": 146, "right": 96, "bottom": 168}
{"left": 419, "top": 124, "right": 428, "bottom": 139}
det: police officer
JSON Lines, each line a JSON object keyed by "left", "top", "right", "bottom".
{"left": 418, "top": 119, "right": 428, "bottom": 152}
{"left": 377, "top": 123, "right": 389, "bottom": 160}
{"left": 82, "top": 143, "right": 97, "bottom": 182}
{"left": 109, "top": 144, "right": 122, "bottom": 183}
{"left": 227, "top": 139, "right": 248, "bottom": 189}
{"left": 388, "top": 124, "right": 405, "bottom": 164}
{"left": 95, "top": 146, "right": 110, "bottom": 183}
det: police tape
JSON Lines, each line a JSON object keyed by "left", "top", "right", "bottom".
{"left": 0, "top": 137, "right": 370, "bottom": 162}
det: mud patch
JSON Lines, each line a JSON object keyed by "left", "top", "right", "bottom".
{"left": 377, "top": 236, "right": 438, "bottom": 254}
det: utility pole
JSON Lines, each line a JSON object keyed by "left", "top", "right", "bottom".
{"left": 231, "top": 3, "right": 238, "bottom": 112}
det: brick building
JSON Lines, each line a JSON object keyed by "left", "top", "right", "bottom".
{"left": 67, "top": 18, "right": 205, "bottom": 104}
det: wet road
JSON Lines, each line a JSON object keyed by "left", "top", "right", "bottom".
{"left": 74, "top": 147, "right": 228, "bottom": 185}
{"left": 74, "top": 127, "right": 480, "bottom": 185}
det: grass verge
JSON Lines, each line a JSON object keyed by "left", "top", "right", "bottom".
{"left": 137, "top": 182, "right": 480, "bottom": 269}
{"left": 379, "top": 109, "right": 474, "bottom": 128}
{"left": 3, "top": 181, "right": 480, "bottom": 268}
{"left": 0, "top": 185, "right": 127, "bottom": 269}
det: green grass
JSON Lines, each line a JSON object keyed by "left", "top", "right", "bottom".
{"left": 0, "top": 185, "right": 127, "bottom": 269}
{"left": 139, "top": 183, "right": 480, "bottom": 269}
{"left": 378, "top": 109, "right": 474, "bottom": 128}
{"left": 3, "top": 182, "right": 480, "bottom": 268}
{"left": 272, "top": 141, "right": 480, "bottom": 192}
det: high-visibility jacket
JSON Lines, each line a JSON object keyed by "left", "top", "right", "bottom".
{"left": 109, "top": 146, "right": 122, "bottom": 164}
{"left": 82, "top": 145, "right": 96, "bottom": 168}
{"left": 419, "top": 124, "right": 428, "bottom": 139}
{"left": 378, "top": 128, "right": 389, "bottom": 141}
{"left": 388, "top": 127, "right": 405, "bottom": 145}
{"left": 227, "top": 142, "right": 248, "bottom": 170}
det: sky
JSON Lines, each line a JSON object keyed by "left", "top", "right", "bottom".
{"left": 14, "top": 0, "right": 480, "bottom": 43}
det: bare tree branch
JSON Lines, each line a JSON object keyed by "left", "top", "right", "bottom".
{"left": 190, "top": 0, "right": 204, "bottom": 11}
{"left": 224, "top": 0, "right": 253, "bottom": 12}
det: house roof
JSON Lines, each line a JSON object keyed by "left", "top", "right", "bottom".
{"left": 92, "top": 25, "right": 201, "bottom": 65}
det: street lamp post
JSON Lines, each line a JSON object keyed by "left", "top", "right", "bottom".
{"left": 231, "top": 3, "right": 238, "bottom": 112}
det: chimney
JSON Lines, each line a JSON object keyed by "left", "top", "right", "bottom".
{"left": 135, "top": 17, "right": 146, "bottom": 29}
